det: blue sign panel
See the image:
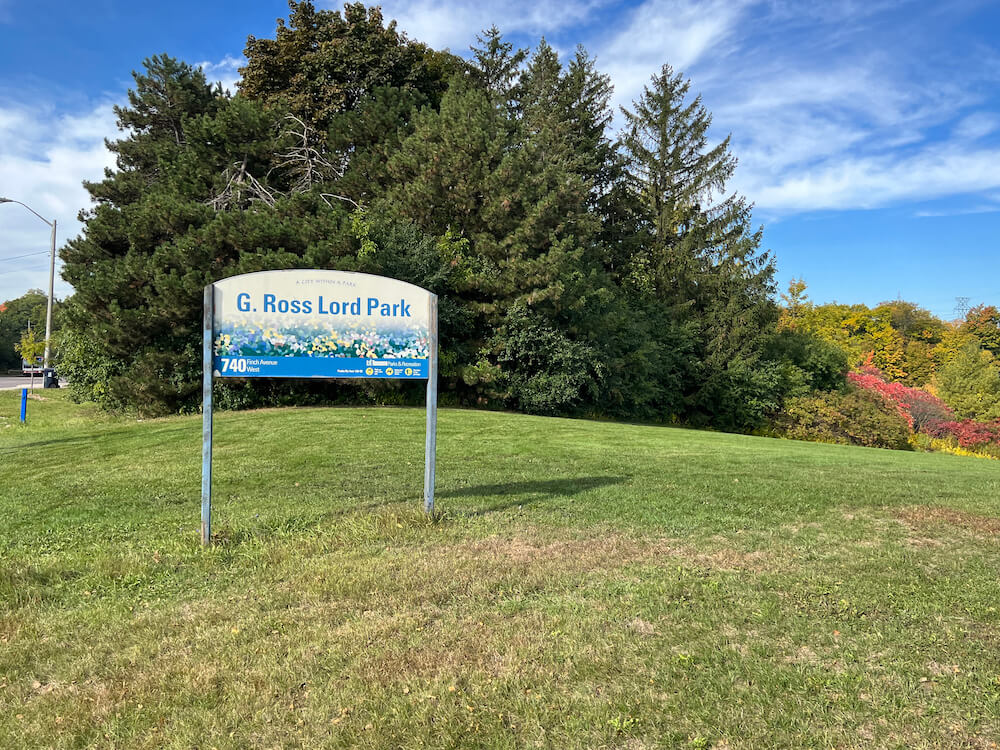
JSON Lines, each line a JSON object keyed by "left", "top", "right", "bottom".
{"left": 213, "top": 355, "right": 429, "bottom": 379}
{"left": 211, "top": 270, "right": 434, "bottom": 380}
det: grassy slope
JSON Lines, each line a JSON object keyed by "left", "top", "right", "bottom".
{"left": 1, "top": 390, "right": 999, "bottom": 749}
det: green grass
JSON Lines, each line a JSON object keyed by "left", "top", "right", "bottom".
{"left": 2, "top": 390, "right": 1000, "bottom": 749}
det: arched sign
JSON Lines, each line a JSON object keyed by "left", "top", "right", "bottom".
{"left": 201, "top": 270, "right": 438, "bottom": 545}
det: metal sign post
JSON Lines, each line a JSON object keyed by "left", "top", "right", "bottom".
{"left": 423, "top": 295, "right": 438, "bottom": 514}
{"left": 201, "top": 285, "right": 214, "bottom": 546}
{"left": 200, "top": 270, "right": 438, "bottom": 546}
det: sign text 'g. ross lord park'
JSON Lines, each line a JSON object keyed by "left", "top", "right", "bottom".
{"left": 201, "top": 270, "right": 439, "bottom": 546}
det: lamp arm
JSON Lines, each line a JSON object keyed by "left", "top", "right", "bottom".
{"left": 0, "top": 198, "right": 54, "bottom": 227}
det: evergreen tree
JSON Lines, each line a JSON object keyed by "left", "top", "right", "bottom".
{"left": 619, "top": 65, "right": 777, "bottom": 427}
{"left": 61, "top": 56, "right": 365, "bottom": 413}
{"left": 384, "top": 76, "right": 592, "bottom": 315}
{"left": 326, "top": 86, "right": 427, "bottom": 205}
{"left": 381, "top": 71, "right": 609, "bottom": 412}
{"left": 468, "top": 26, "right": 526, "bottom": 107}
{"left": 240, "top": 1, "right": 458, "bottom": 136}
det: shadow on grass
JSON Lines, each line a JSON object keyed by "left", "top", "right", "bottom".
{"left": 440, "top": 476, "right": 627, "bottom": 515}
{"left": 0, "top": 425, "right": 191, "bottom": 456}
{"left": 203, "top": 477, "right": 627, "bottom": 546}
{"left": 0, "top": 435, "right": 94, "bottom": 454}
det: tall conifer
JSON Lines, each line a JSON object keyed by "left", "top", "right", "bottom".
{"left": 620, "top": 65, "right": 778, "bottom": 427}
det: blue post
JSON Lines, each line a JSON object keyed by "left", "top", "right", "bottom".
{"left": 19, "top": 388, "right": 27, "bottom": 423}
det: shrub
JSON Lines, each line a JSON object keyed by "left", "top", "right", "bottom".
{"left": 490, "top": 304, "right": 603, "bottom": 416}
{"left": 904, "top": 389, "right": 955, "bottom": 431}
{"left": 58, "top": 325, "right": 129, "bottom": 411}
{"left": 847, "top": 365, "right": 953, "bottom": 431}
{"left": 765, "top": 328, "right": 848, "bottom": 397}
{"left": 773, "top": 386, "right": 912, "bottom": 450}
{"left": 923, "top": 418, "right": 1000, "bottom": 450}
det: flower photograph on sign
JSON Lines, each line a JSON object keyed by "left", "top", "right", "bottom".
{"left": 213, "top": 321, "right": 431, "bottom": 360}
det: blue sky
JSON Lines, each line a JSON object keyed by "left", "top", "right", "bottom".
{"left": 1, "top": 0, "right": 999, "bottom": 319}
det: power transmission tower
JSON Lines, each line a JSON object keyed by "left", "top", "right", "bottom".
{"left": 954, "top": 296, "right": 971, "bottom": 319}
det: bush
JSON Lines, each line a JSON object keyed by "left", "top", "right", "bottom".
{"left": 58, "top": 325, "right": 129, "bottom": 411}
{"left": 923, "top": 418, "right": 1000, "bottom": 450}
{"left": 772, "top": 386, "right": 912, "bottom": 450}
{"left": 765, "top": 328, "right": 848, "bottom": 397}
{"left": 489, "top": 304, "right": 602, "bottom": 415}
{"left": 904, "top": 389, "right": 954, "bottom": 431}
{"left": 847, "top": 365, "right": 953, "bottom": 431}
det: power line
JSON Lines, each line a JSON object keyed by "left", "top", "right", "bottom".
{"left": 0, "top": 250, "right": 50, "bottom": 263}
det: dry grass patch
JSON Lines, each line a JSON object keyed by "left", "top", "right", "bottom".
{"left": 894, "top": 506, "right": 1000, "bottom": 538}
{"left": 452, "top": 531, "right": 782, "bottom": 575}
{"left": 627, "top": 618, "right": 656, "bottom": 636}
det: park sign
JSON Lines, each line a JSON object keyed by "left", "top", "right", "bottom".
{"left": 201, "top": 270, "right": 439, "bottom": 546}
{"left": 211, "top": 269, "right": 434, "bottom": 379}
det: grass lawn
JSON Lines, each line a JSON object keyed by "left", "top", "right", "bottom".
{"left": 1, "top": 390, "right": 999, "bottom": 748}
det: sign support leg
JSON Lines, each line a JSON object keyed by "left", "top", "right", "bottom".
{"left": 201, "top": 285, "right": 214, "bottom": 546}
{"left": 423, "top": 295, "right": 438, "bottom": 515}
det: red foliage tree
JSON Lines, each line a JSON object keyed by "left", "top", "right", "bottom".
{"left": 847, "top": 365, "right": 953, "bottom": 431}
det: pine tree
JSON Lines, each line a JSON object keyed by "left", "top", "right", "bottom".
{"left": 562, "top": 47, "right": 618, "bottom": 209}
{"left": 61, "top": 55, "right": 361, "bottom": 414}
{"left": 381, "top": 72, "right": 606, "bottom": 411}
{"left": 326, "top": 86, "right": 427, "bottom": 205}
{"left": 468, "top": 26, "right": 526, "bottom": 107}
{"left": 619, "top": 65, "right": 778, "bottom": 427}
{"left": 240, "top": 1, "right": 458, "bottom": 136}
{"left": 88, "top": 54, "right": 222, "bottom": 207}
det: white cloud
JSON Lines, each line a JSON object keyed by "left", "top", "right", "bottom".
{"left": 724, "top": 68, "right": 1000, "bottom": 212}
{"left": 355, "top": 0, "right": 606, "bottom": 52}
{"left": 592, "top": 0, "right": 1000, "bottom": 214}
{"left": 744, "top": 143, "right": 1000, "bottom": 213}
{"left": 0, "top": 102, "right": 117, "bottom": 303}
{"left": 953, "top": 112, "right": 999, "bottom": 140}
{"left": 197, "top": 55, "right": 244, "bottom": 95}
{"left": 601, "top": 0, "right": 751, "bottom": 111}
{"left": 915, "top": 204, "right": 1000, "bottom": 218}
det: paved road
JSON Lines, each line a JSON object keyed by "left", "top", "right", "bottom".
{"left": 0, "top": 375, "right": 54, "bottom": 390}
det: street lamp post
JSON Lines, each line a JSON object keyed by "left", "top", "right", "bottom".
{"left": 0, "top": 198, "right": 57, "bottom": 372}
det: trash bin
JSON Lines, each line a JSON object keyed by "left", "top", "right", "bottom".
{"left": 43, "top": 368, "right": 59, "bottom": 388}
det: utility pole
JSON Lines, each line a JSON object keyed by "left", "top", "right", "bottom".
{"left": 954, "top": 296, "right": 971, "bottom": 320}
{"left": 0, "top": 197, "right": 57, "bottom": 374}
{"left": 43, "top": 219, "right": 57, "bottom": 369}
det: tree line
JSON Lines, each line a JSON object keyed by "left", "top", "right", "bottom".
{"left": 781, "top": 283, "right": 1000, "bottom": 425}
{"left": 57, "top": 2, "right": 831, "bottom": 427}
